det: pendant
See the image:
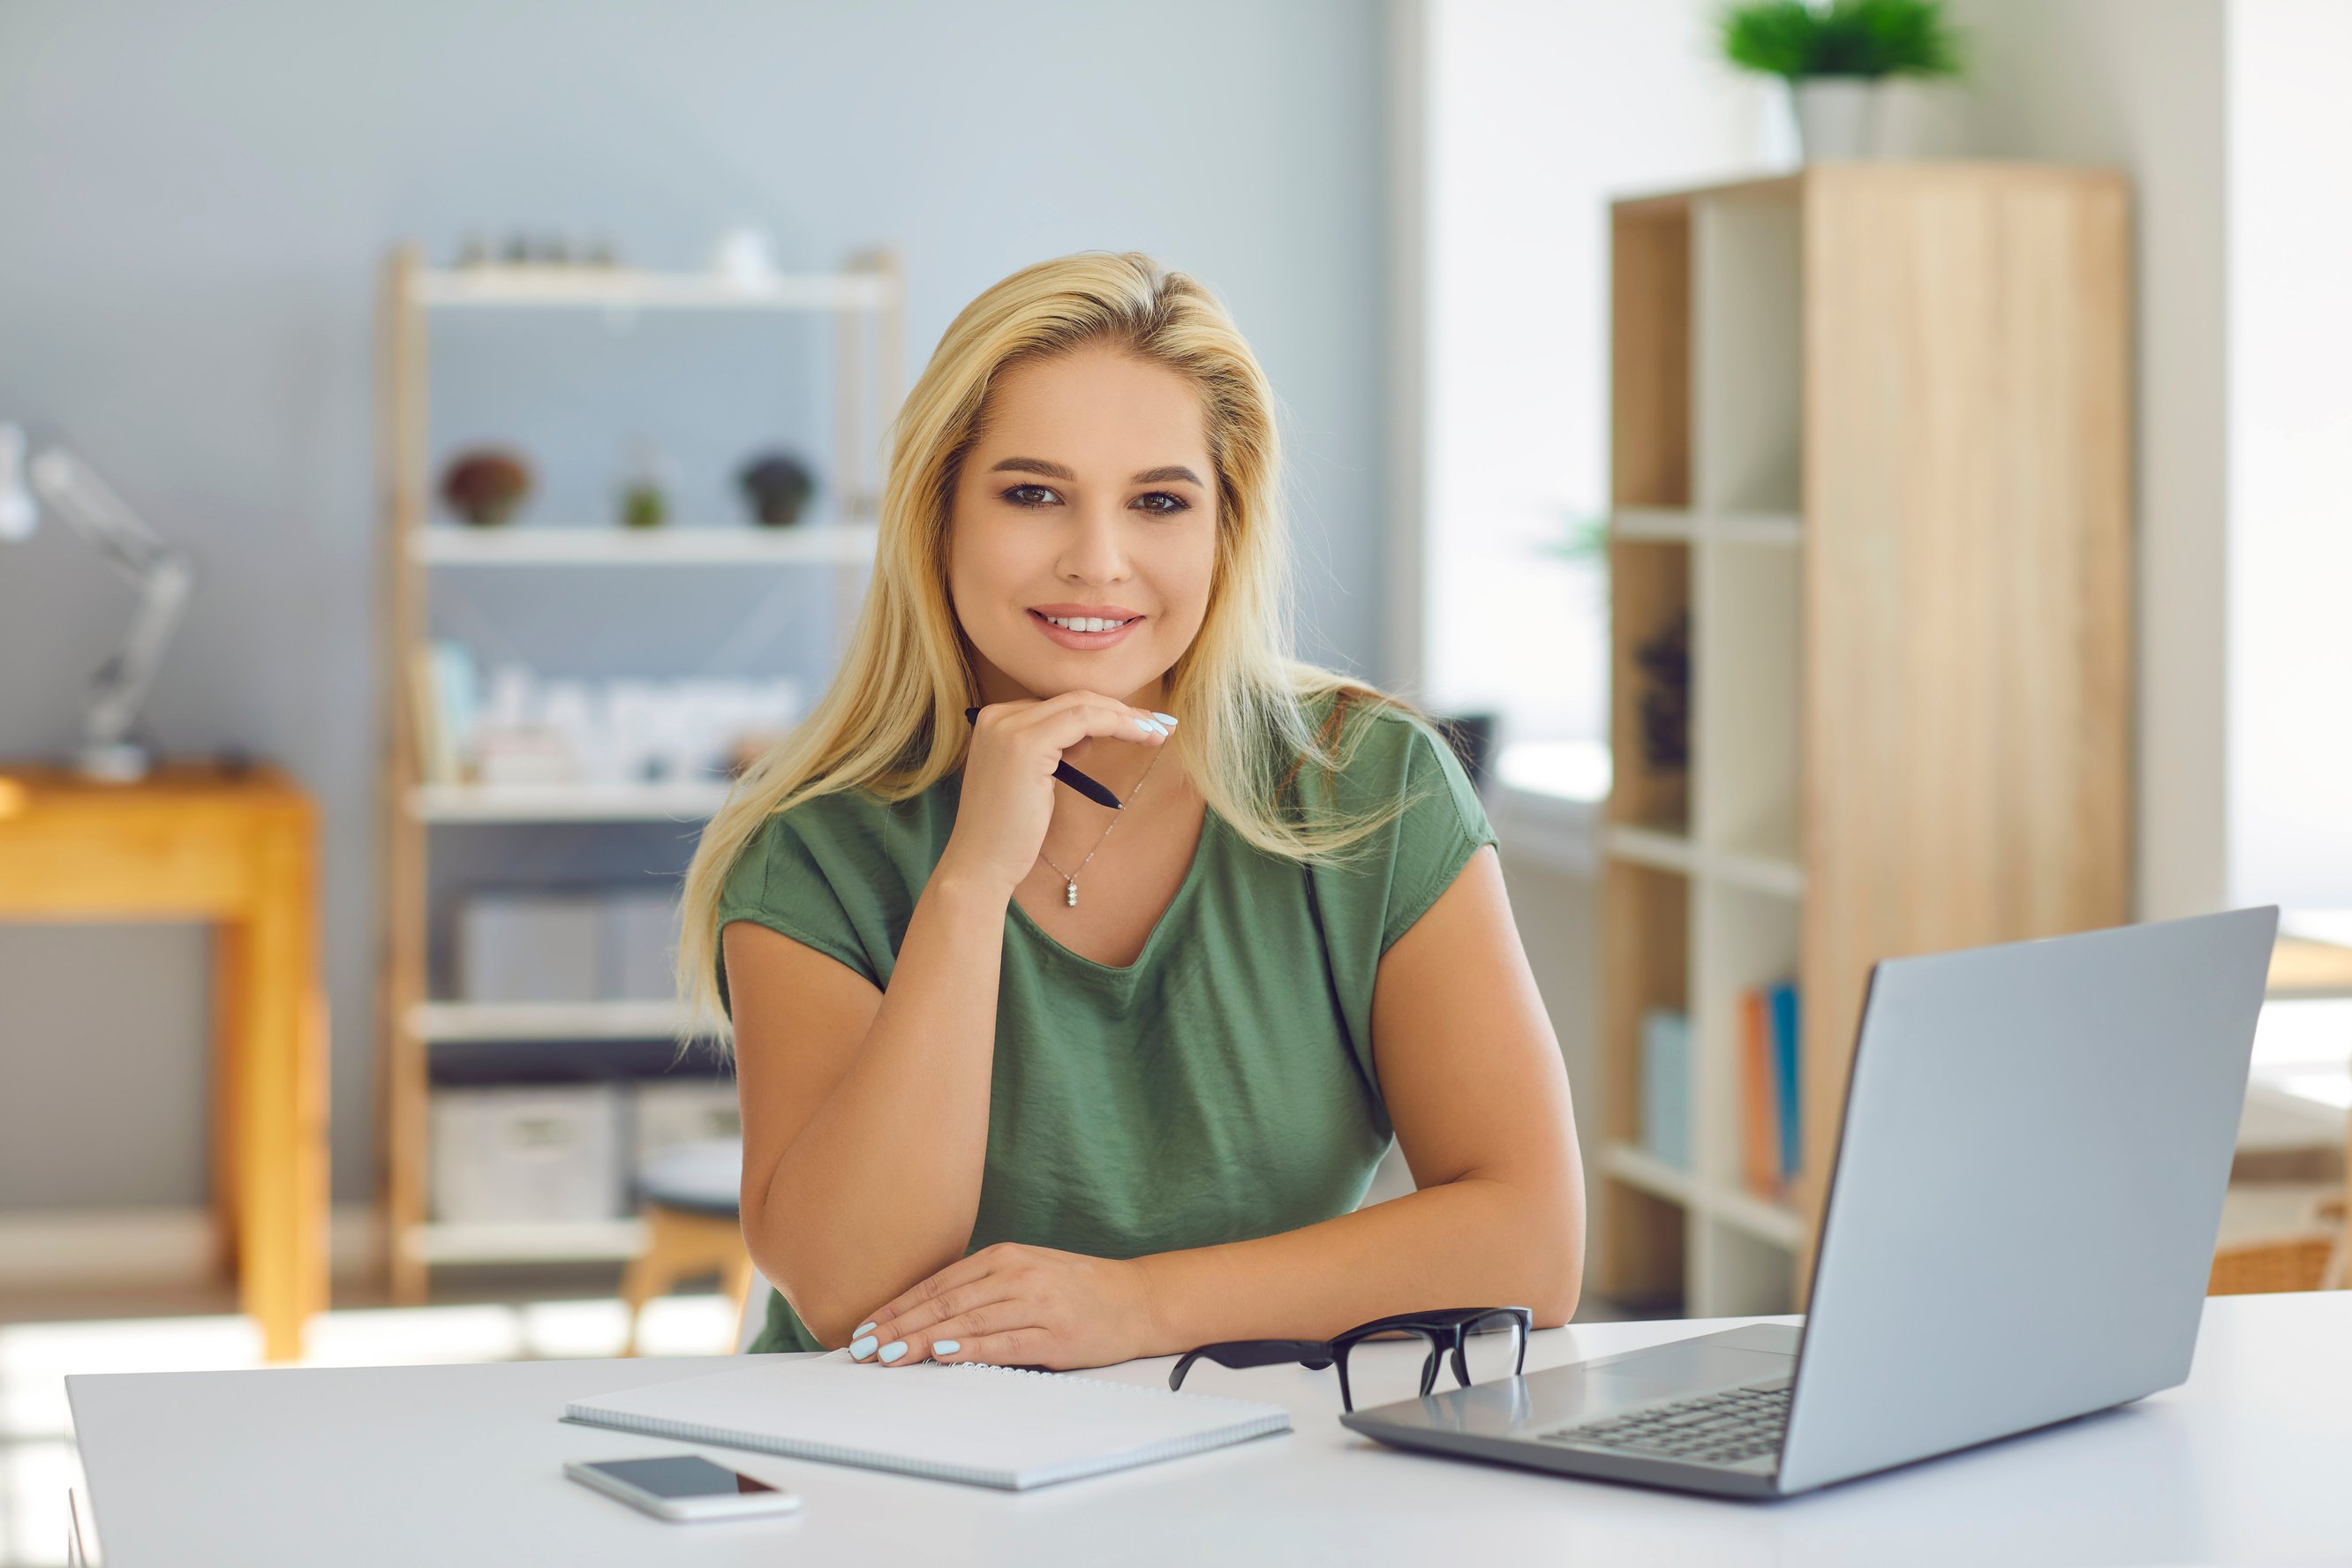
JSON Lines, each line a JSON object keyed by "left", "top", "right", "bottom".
{"left": 1065, "top": 878, "right": 1079, "bottom": 908}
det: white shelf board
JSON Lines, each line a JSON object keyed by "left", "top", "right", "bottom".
{"left": 411, "top": 267, "right": 893, "bottom": 313}
{"left": 1609, "top": 508, "right": 1801, "bottom": 547}
{"left": 1708, "top": 1185, "right": 1807, "bottom": 1250}
{"left": 1710, "top": 845, "right": 1806, "bottom": 898}
{"left": 403, "top": 1219, "right": 650, "bottom": 1264}
{"left": 411, "top": 999, "right": 705, "bottom": 1043}
{"left": 409, "top": 782, "right": 732, "bottom": 823}
{"left": 1604, "top": 822, "right": 1704, "bottom": 877}
{"left": 410, "top": 522, "right": 878, "bottom": 567}
{"left": 1602, "top": 1143, "right": 1803, "bottom": 1251}
{"left": 1603, "top": 825, "right": 1804, "bottom": 897}
{"left": 1602, "top": 1142, "right": 1699, "bottom": 1206}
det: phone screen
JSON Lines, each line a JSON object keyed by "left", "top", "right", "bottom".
{"left": 585, "top": 1457, "right": 777, "bottom": 1498}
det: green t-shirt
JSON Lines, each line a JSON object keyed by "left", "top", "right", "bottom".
{"left": 713, "top": 697, "right": 1497, "bottom": 1353}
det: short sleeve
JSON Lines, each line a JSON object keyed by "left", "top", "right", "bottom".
{"left": 1378, "top": 719, "right": 1500, "bottom": 954}
{"left": 714, "top": 807, "right": 880, "bottom": 1021}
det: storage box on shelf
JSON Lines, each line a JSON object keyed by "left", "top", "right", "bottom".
{"left": 429, "top": 1082, "right": 628, "bottom": 1229}
{"left": 1598, "top": 167, "right": 2131, "bottom": 1317}
{"left": 376, "top": 244, "right": 906, "bottom": 1297}
{"left": 629, "top": 1077, "right": 743, "bottom": 1173}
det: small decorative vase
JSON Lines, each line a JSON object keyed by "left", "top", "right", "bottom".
{"left": 1790, "top": 77, "right": 1882, "bottom": 160}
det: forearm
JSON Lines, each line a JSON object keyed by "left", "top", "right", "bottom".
{"left": 752, "top": 873, "right": 1008, "bottom": 1343}
{"left": 1134, "top": 1173, "right": 1585, "bottom": 1355}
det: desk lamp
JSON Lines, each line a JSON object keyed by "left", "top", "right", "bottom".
{"left": 0, "top": 422, "right": 196, "bottom": 782}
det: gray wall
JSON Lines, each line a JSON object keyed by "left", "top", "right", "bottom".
{"left": 0, "top": 0, "right": 1392, "bottom": 1209}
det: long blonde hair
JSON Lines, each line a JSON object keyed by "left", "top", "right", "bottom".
{"left": 675, "top": 251, "right": 1435, "bottom": 1048}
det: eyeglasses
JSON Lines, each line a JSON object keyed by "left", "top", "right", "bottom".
{"left": 1167, "top": 1307, "right": 1533, "bottom": 1413}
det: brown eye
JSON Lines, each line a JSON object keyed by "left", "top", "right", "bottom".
{"left": 1134, "top": 492, "right": 1189, "bottom": 514}
{"left": 1002, "top": 485, "right": 1058, "bottom": 508}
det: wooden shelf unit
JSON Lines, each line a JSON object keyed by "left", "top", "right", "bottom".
{"left": 1599, "top": 166, "right": 2132, "bottom": 1316}
{"left": 374, "top": 245, "right": 905, "bottom": 1297}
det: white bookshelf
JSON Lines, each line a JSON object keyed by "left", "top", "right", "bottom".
{"left": 1599, "top": 169, "right": 2131, "bottom": 1318}
{"left": 1609, "top": 508, "right": 1802, "bottom": 547}
{"left": 406, "top": 1219, "right": 651, "bottom": 1265}
{"left": 406, "top": 781, "right": 733, "bottom": 825}
{"left": 410, "top": 521, "right": 879, "bottom": 567}
{"left": 411, "top": 265, "right": 893, "bottom": 313}
{"left": 409, "top": 999, "right": 711, "bottom": 1044}
{"left": 376, "top": 245, "right": 906, "bottom": 1293}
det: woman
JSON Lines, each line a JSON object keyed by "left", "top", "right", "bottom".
{"left": 675, "top": 252, "right": 1582, "bottom": 1367}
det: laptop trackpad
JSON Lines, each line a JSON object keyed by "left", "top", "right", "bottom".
{"left": 1579, "top": 1323, "right": 1799, "bottom": 1391}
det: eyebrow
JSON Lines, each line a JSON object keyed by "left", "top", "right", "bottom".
{"left": 988, "top": 457, "right": 1206, "bottom": 486}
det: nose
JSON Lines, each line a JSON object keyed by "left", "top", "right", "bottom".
{"left": 1056, "top": 494, "right": 1132, "bottom": 587}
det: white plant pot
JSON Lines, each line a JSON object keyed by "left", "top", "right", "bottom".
{"left": 1791, "top": 78, "right": 1882, "bottom": 161}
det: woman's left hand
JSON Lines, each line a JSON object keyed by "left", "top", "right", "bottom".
{"left": 848, "top": 1242, "right": 1165, "bottom": 1370}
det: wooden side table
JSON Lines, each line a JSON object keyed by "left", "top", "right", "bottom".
{"left": 0, "top": 760, "right": 328, "bottom": 1361}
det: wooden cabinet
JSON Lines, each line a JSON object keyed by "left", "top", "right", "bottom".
{"left": 1598, "top": 166, "right": 2132, "bottom": 1315}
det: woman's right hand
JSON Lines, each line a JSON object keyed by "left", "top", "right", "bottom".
{"left": 938, "top": 692, "right": 1175, "bottom": 897}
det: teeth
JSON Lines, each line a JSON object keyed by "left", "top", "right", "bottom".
{"left": 1045, "top": 614, "right": 1128, "bottom": 632}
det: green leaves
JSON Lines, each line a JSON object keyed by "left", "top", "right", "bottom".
{"left": 1718, "top": 0, "right": 1965, "bottom": 80}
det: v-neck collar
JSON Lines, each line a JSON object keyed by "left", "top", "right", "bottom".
{"left": 945, "top": 768, "right": 1219, "bottom": 980}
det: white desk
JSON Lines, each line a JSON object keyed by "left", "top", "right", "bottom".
{"left": 68, "top": 1293, "right": 2351, "bottom": 1567}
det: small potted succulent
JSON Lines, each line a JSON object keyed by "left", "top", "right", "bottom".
{"left": 438, "top": 448, "right": 533, "bottom": 528}
{"left": 617, "top": 437, "right": 670, "bottom": 531}
{"left": 736, "top": 450, "right": 816, "bottom": 528}
{"left": 1718, "top": 0, "right": 1964, "bottom": 161}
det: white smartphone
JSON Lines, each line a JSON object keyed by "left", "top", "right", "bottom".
{"left": 564, "top": 1455, "right": 803, "bottom": 1522}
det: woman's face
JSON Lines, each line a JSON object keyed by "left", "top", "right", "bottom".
{"left": 946, "top": 342, "right": 1217, "bottom": 711}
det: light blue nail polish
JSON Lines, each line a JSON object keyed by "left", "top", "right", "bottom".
{"left": 854, "top": 1322, "right": 876, "bottom": 1338}
{"left": 934, "top": 1339, "right": 961, "bottom": 1355}
{"left": 849, "top": 1335, "right": 878, "bottom": 1360}
{"left": 878, "top": 1340, "right": 908, "bottom": 1363}
{"left": 1151, "top": 712, "right": 1179, "bottom": 726}
{"left": 1135, "top": 717, "right": 1164, "bottom": 736}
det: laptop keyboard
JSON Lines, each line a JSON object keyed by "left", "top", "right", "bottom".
{"left": 1538, "top": 1381, "right": 1790, "bottom": 1467}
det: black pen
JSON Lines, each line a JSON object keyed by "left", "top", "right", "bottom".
{"left": 964, "top": 707, "right": 1126, "bottom": 810}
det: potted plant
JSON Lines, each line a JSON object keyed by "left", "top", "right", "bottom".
{"left": 1717, "top": 0, "right": 1964, "bottom": 161}
{"left": 438, "top": 448, "right": 533, "bottom": 528}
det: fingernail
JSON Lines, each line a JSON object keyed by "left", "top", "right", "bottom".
{"left": 878, "top": 1340, "right": 908, "bottom": 1363}
{"left": 854, "top": 1322, "right": 876, "bottom": 1338}
{"left": 849, "top": 1336, "right": 878, "bottom": 1361}
{"left": 1151, "top": 712, "right": 1179, "bottom": 726}
{"left": 1135, "top": 717, "right": 1165, "bottom": 736}
{"left": 934, "top": 1339, "right": 961, "bottom": 1355}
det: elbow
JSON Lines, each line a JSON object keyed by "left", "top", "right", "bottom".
{"left": 1526, "top": 1183, "right": 1587, "bottom": 1330}
{"left": 741, "top": 1202, "right": 855, "bottom": 1350}
{"left": 1533, "top": 1272, "right": 1583, "bottom": 1331}
{"left": 747, "top": 1237, "right": 858, "bottom": 1349}
{"left": 780, "top": 1283, "right": 862, "bottom": 1352}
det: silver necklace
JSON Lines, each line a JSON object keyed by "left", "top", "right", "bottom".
{"left": 1038, "top": 744, "right": 1166, "bottom": 908}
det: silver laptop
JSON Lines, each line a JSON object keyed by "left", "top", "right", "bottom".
{"left": 1341, "top": 907, "right": 2280, "bottom": 1497}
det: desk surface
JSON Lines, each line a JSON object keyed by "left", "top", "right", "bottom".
{"left": 69, "top": 1293, "right": 2351, "bottom": 1567}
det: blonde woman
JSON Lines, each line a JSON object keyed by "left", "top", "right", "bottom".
{"left": 675, "top": 252, "right": 1583, "bottom": 1367}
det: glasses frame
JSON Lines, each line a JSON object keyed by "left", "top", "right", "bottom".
{"left": 1167, "top": 1306, "right": 1533, "bottom": 1413}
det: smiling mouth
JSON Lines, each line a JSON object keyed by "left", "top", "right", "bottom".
{"left": 1029, "top": 608, "right": 1143, "bottom": 645}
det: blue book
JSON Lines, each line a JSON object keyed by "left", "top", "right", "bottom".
{"left": 1768, "top": 982, "right": 1800, "bottom": 1180}
{"left": 1640, "top": 1008, "right": 1692, "bottom": 1170}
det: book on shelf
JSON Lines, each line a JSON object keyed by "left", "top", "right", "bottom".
{"left": 1768, "top": 981, "right": 1800, "bottom": 1185}
{"left": 1639, "top": 1007, "right": 1692, "bottom": 1170}
{"left": 1738, "top": 980, "right": 1802, "bottom": 1200}
{"left": 408, "top": 638, "right": 481, "bottom": 785}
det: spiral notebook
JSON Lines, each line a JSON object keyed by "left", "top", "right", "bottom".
{"left": 562, "top": 1348, "right": 1292, "bottom": 1490}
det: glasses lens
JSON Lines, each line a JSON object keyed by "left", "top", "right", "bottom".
{"left": 1457, "top": 1312, "right": 1527, "bottom": 1387}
